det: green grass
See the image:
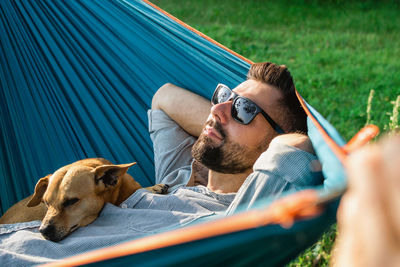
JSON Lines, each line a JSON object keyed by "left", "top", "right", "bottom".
{"left": 151, "top": 0, "right": 400, "bottom": 265}
{"left": 152, "top": 0, "right": 400, "bottom": 140}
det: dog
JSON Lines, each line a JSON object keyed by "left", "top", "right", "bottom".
{"left": 0, "top": 158, "right": 168, "bottom": 242}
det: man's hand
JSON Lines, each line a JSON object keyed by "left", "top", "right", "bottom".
{"left": 152, "top": 83, "right": 211, "bottom": 137}
{"left": 270, "top": 133, "right": 315, "bottom": 154}
{"left": 334, "top": 134, "right": 400, "bottom": 267}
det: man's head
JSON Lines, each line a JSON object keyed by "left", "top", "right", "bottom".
{"left": 247, "top": 62, "right": 307, "bottom": 133}
{"left": 192, "top": 62, "right": 307, "bottom": 174}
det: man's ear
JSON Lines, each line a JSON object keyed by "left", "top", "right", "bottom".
{"left": 93, "top": 162, "right": 136, "bottom": 187}
{"left": 27, "top": 174, "right": 51, "bottom": 207}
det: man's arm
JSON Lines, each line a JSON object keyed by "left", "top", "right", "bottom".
{"left": 269, "top": 133, "right": 315, "bottom": 155}
{"left": 152, "top": 83, "right": 211, "bottom": 137}
{"left": 226, "top": 133, "right": 321, "bottom": 214}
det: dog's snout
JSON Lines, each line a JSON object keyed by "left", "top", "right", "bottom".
{"left": 39, "top": 224, "right": 57, "bottom": 241}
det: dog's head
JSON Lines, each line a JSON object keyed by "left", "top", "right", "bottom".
{"left": 27, "top": 161, "right": 136, "bottom": 242}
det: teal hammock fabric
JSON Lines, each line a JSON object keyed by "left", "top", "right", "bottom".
{"left": 0, "top": 0, "right": 347, "bottom": 265}
{"left": 0, "top": 0, "right": 249, "bottom": 213}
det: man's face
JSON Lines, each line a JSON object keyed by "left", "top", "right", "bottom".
{"left": 192, "top": 79, "right": 283, "bottom": 173}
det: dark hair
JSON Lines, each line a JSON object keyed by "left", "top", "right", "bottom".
{"left": 247, "top": 62, "right": 307, "bottom": 133}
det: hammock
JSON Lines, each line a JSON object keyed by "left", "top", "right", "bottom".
{"left": 0, "top": 0, "right": 378, "bottom": 266}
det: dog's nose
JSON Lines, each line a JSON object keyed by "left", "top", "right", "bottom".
{"left": 39, "top": 224, "right": 57, "bottom": 241}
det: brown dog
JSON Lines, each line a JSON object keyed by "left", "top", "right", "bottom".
{"left": 0, "top": 158, "right": 168, "bottom": 242}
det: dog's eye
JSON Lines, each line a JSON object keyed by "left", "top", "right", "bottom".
{"left": 63, "top": 198, "right": 80, "bottom": 207}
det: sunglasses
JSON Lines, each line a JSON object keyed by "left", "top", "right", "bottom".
{"left": 211, "top": 84, "right": 285, "bottom": 134}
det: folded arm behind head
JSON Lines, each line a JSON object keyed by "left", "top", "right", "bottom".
{"left": 270, "top": 133, "right": 315, "bottom": 154}
{"left": 152, "top": 83, "right": 211, "bottom": 137}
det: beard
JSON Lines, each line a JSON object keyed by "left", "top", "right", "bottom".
{"left": 192, "top": 120, "right": 267, "bottom": 174}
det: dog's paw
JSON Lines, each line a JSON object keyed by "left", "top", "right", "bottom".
{"left": 147, "top": 184, "right": 169, "bottom": 194}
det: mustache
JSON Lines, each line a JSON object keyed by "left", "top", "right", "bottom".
{"left": 205, "top": 119, "right": 226, "bottom": 139}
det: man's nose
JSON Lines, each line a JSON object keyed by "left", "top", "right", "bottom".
{"left": 210, "top": 101, "right": 231, "bottom": 124}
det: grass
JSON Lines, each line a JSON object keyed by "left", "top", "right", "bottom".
{"left": 152, "top": 0, "right": 400, "bottom": 140}
{"left": 151, "top": 0, "right": 400, "bottom": 265}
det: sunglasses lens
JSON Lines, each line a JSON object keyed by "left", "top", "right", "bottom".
{"left": 232, "top": 97, "right": 258, "bottom": 124}
{"left": 212, "top": 85, "right": 232, "bottom": 104}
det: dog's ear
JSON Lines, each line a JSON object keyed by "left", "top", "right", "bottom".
{"left": 93, "top": 162, "right": 136, "bottom": 187}
{"left": 27, "top": 174, "right": 51, "bottom": 207}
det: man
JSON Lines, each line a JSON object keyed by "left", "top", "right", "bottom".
{"left": 0, "top": 62, "right": 321, "bottom": 265}
{"left": 151, "top": 62, "right": 315, "bottom": 193}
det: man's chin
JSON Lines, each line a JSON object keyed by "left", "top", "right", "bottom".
{"left": 192, "top": 138, "right": 221, "bottom": 168}
{"left": 192, "top": 135, "right": 255, "bottom": 174}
